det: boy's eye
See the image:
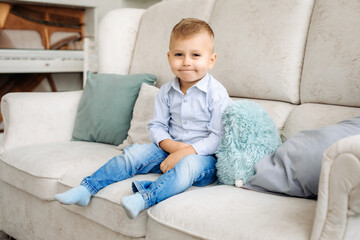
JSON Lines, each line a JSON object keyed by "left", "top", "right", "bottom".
{"left": 174, "top": 53, "right": 183, "bottom": 57}
{"left": 193, "top": 53, "right": 201, "bottom": 57}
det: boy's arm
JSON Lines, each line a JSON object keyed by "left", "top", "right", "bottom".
{"left": 191, "top": 90, "right": 232, "bottom": 156}
{"left": 192, "top": 87, "right": 232, "bottom": 155}
{"left": 160, "top": 89, "right": 232, "bottom": 173}
{"left": 148, "top": 83, "right": 193, "bottom": 156}
{"left": 148, "top": 85, "right": 173, "bottom": 145}
{"left": 159, "top": 139, "right": 191, "bottom": 153}
{"left": 160, "top": 145, "right": 196, "bottom": 173}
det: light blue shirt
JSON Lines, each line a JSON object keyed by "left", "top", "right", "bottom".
{"left": 148, "top": 73, "right": 232, "bottom": 156}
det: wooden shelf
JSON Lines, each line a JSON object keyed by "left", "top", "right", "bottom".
{"left": 0, "top": 0, "right": 96, "bottom": 74}
{"left": 0, "top": 0, "right": 96, "bottom": 8}
{"left": 0, "top": 49, "right": 84, "bottom": 73}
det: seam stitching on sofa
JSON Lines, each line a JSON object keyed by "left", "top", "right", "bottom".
{"left": 0, "top": 157, "right": 57, "bottom": 180}
{"left": 319, "top": 152, "right": 358, "bottom": 240}
{"left": 299, "top": 0, "right": 317, "bottom": 104}
{"left": 147, "top": 208, "right": 207, "bottom": 239}
{"left": 127, "top": 10, "right": 145, "bottom": 75}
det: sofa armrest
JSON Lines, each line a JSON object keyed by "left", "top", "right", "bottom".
{"left": 0, "top": 91, "right": 82, "bottom": 153}
{"left": 311, "top": 135, "right": 360, "bottom": 240}
{"left": 98, "top": 8, "right": 145, "bottom": 75}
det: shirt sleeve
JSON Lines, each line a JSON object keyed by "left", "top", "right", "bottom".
{"left": 191, "top": 87, "right": 232, "bottom": 156}
{"left": 147, "top": 85, "right": 173, "bottom": 146}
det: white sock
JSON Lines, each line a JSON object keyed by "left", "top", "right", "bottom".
{"left": 54, "top": 185, "right": 91, "bottom": 207}
{"left": 121, "top": 193, "right": 145, "bottom": 219}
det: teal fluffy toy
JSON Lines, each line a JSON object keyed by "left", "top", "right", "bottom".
{"left": 216, "top": 100, "right": 282, "bottom": 187}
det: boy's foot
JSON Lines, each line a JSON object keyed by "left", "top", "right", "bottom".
{"left": 121, "top": 193, "right": 145, "bottom": 219}
{"left": 54, "top": 185, "right": 91, "bottom": 207}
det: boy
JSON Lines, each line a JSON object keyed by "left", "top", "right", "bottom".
{"left": 54, "top": 18, "right": 231, "bottom": 219}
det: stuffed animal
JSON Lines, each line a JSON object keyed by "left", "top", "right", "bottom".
{"left": 216, "top": 100, "right": 281, "bottom": 187}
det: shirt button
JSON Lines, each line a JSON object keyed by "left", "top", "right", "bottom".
{"left": 183, "top": 121, "right": 187, "bottom": 125}
{"left": 185, "top": 130, "right": 189, "bottom": 134}
{"left": 183, "top": 99, "right": 187, "bottom": 103}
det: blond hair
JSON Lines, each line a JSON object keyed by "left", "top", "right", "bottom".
{"left": 170, "top": 18, "right": 214, "bottom": 47}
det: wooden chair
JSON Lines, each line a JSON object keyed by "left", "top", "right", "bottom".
{"left": 0, "top": 3, "right": 84, "bottom": 49}
{"left": 0, "top": 3, "right": 85, "bottom": 130}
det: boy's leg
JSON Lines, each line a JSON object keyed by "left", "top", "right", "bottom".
{"left": 54, "top": 143, "right": 167, "bottom": 206}
{"left": 123, "top": 154, "right": 216, "bottom": 217}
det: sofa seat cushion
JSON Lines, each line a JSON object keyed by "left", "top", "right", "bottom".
{"left": 0, "top": 141, "right": 120, "bottom": 200}
{"left": 147, "top": 185, "right": 316, "bottom": 240}
{"left": 58, "top": 163, "right": 161, "bottom": 238}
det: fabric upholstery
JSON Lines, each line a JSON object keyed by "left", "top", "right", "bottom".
{"left": 1, "top": 1, "right": 360, "bottom": 239}
{"left": 129, "top": 0, "right": 216, "bottom": 87}
{"left": 72, "top": 72, "right": 156, "bottom": 146}
{"left": 245, "top": 117, "right": 360, "bottom": 198}
{"left": 281, "top": 103, "right": 360, "bottom": 141}
{"left": 0, "top": 91, "right": 82, "bottom": 153}
{"left": 148, "top": 185, "right": 316, "bottom": 240}
{"left": 209, "top": 0, "right": 315, "bottom": 103}
{"left": 0, "top": 142, "right": 120, "bottom": 200}
{"left": 216, "top": 100, "right": 281, "bottom": 185}
{"left": 232, "top": 98, "right": 295, "bottom": 132}
{"left": 118, "top": 83, "right": 159, "bottom": 150}
{"left": 0, "top": 181, "right": 139, "bottom": 240}
{"left": 58, "top": 166, "right": 160, "bottom": 238}
{"left": 311, "top": 135, "right": 360, "bottom": 240}
{"left": 301, "top": 0, "right": 360, "bottom": 107}
{"left": 98, "top": 8, "right": 145, "bottom": 75}
{"left": 344, "top": 216, "right": 360, "bottom": 240}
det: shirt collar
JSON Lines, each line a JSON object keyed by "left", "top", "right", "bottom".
{"left": 169, "top": 73, "right": 210, "bottom": 94}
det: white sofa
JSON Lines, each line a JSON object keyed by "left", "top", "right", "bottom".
{"left": 1, "top": 0, "right": 360, "bottom": 239}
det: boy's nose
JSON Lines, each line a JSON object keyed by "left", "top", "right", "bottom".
{"left": 182, "top": 56, "right": 191, "bottom": 66}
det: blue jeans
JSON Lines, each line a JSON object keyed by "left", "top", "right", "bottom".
{"left": 80, "top": 143, "right": 217, "bottom": 209}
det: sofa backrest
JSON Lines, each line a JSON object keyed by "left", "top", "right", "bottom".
{"left": 209, "top": 0, "right": 313, "bottom": 104}
{"left": 129, "top": 0, "right": 216, "bottom": 87}
{"left": 129, "top": 0, "right": 315, "bottom": 105}
{"left": 98, "top": 0, "right": 360, "bottom": 138}
{"left": 301, "top": 0, "right": 360, "bottom": 107}
{"left": 280, "top": 0, "right": 360, "bottom": 140}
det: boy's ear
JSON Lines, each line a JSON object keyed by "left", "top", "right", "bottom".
{"left": 209, "top": 53, "right": 217, "bottom": 70}
{"left": 167, "top": 51, "right": 171, "bottom": 61}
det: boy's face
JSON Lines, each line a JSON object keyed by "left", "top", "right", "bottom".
{"left": 167, "top": 31, "right": 217, "bottom": 86}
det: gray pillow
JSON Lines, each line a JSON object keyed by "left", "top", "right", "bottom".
{"left": 244, "top": 117, "right": 360, "bottom": 198}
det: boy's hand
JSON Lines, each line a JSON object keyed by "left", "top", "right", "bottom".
{"left": 159, "top": 139, "right": 191, "bottom": 154}
{"left": 160, "top": 146, "right": 196, "bottom": 173}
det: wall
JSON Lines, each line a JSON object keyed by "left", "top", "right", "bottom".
{"left": 0, "top": 0, "right": 161, "bottom": 93}
{"left": 32, "top": 0, "right": 161, "bottom": 92}
{"left": 0, "top": 0, "right": 161, "bottom": 135}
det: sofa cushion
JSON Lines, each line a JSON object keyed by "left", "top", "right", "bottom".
{"left": 238, "top": 98, "right": 295, "bottom": 132}
{"left": 129, "top": 0, "right": 216, "bottom": 87}
{"left": 147, "top": 185, "right": 316, "bottom": 240}
{"left": 0, "top": 141, "right": 120, "bottom": 200}
{"left": 210, "top": 0, "right": 314, "bottom": 103}
{"left": 58, "top": 166, "right": 161, "bottom": 238}
{"left": 245, "top": 117, "right": 360, "bottom": 198}
{"left": 72, "top": 71, "right": 156, "bottom": 146}
{"left": 282, "top": 103, "right": 360, "bottom": 141}
{"left": 301, "top": 0, "right": 360, "bottom": 107}
{"left": 216, "top": 100, "right": 281, "bottom": 185}
{"left": 98, "top": 8, "right": 145, "bottom": 75}
{"left": 118, "top": 83, "right": 159, "bottom": 150}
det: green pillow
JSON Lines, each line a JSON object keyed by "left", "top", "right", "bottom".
{"left": 72, "top": 71, "right": 156, "bottom": 145}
